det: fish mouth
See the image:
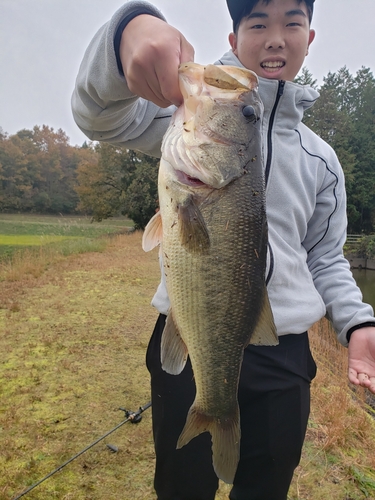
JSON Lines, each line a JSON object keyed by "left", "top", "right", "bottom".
{"left": 162, "top": 63, "right": 261, "bottom": 190}
{"left": 175, "top": 170, "right": 208, "bottom": 187}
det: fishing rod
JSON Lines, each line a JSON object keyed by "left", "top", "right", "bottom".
{"left": 12, "top": 402, "right": 151, "bottom": 500}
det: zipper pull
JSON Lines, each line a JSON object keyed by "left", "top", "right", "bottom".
{"left": 278, "top": 80, "right": 285, "bottom": 96}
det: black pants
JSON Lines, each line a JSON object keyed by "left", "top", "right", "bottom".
{"left": 146, "top": 314, "right": 317, "bottom": 500}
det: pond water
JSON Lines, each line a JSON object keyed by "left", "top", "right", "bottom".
{"left": 352, "top": 269, "right": 375, "bottom": 310}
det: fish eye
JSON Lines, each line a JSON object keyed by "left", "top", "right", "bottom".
{"left": 242, "top": 105, "right": 257, "bottom": 121}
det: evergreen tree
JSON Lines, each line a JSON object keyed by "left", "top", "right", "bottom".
{"left": 347, "top": 68, "right": 375, "bottom": 232}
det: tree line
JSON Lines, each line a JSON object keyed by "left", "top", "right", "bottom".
{"left": 0, "top": 125, "right": 158, "bottom": 230}
{"left": 1, "top": 65, "right": 374, "bottom": 232}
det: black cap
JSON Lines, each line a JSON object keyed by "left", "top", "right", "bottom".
{"left": 227, "top": 0, "right": 315, "bottom": 29}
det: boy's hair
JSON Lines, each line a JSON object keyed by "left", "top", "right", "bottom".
{"left": 227, "top": 0, "right": 315, "bottom": 33}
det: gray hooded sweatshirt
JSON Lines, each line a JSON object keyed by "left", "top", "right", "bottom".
{"left": 71, "top": 1, "right": 375, "bottom": 346}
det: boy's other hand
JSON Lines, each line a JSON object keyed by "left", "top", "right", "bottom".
{"left": 120, "top": 15, "right": 195, "bottom": 108}
{"left": 348, "top": 327, "right": 375, "bottom": 394}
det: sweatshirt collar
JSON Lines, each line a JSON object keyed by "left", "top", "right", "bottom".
{"left": 216, "top": 50, "right": 320, "bottom": 126}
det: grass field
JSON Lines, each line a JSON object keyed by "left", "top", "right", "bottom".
{"left": 0, "top": 214, "right": 133, "bottom": 260}
{"left": 1, "top": 227, "right": 375, "bottom": 499}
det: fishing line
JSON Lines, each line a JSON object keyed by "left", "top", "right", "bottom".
{"left": 12, "top": 402, "right": 151, "bottom": 500}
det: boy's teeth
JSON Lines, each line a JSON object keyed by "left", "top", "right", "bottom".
{"left": 262, "top": 62, "right": 283, "bottom": 68}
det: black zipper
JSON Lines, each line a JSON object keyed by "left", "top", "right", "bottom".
{"left": 265, "top": 80, "right": 285, "bottom": 186}
{"left": 265, "top": 80, "right": 285, "bottom": 286}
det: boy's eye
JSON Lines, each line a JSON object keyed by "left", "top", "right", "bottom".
{"left": 251, "top": 24, "right": 266, "bottom": 29}
{"left": 287, "top": 22, "right": 302, "bottom": 27}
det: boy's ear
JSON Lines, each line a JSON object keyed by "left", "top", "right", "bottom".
{"left": 229, "top": 32, "right": 237, "bottom": 53}
{"left": 306, "top": 29, "right": 316, "bottom": 55}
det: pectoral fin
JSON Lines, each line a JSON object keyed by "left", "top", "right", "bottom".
{"left": 142, "top": 211, "right": 163, "bottom": 252}
{"left": 178, "top": 200, "right": 210, "bottom": 254}
{"left": 161, "top": 312, "right": 189, "bottom": 375}
{"left": 248, "top": 289, "right": 279, "bottom": 346}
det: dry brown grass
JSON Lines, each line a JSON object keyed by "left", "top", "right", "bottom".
{"left": 288, "top": 320, "right": 375, "bottom": 500}
{"left": 1, "top": 233, "right": 375, "bottom": 499}
{"left": 309, "top": 320, "right": 375, "bottom": 455}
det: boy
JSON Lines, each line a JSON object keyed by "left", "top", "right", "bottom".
{"left": 72, "top": 1, "right": 375, "bottom": 498}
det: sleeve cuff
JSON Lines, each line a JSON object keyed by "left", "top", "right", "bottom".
{"left": 114, "top": 8, "right": 165, "bottom": 75}
{"left": 346, "top": 322, "right": 375, "bottom": 343}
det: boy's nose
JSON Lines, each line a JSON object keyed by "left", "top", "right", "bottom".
{"left": 265, "top": 32, "right": 285, "bottom": 50}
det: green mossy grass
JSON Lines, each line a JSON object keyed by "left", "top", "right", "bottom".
{"left": 0, "top": 213, "right": 133, "bottom": 261}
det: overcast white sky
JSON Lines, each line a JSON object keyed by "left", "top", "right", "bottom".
{"left": 1, "top": 0, "right": 374, "bottom": 146}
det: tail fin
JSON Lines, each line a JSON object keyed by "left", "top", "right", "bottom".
{"left": 176, "top": 404, "right": 240, "bottom": 484}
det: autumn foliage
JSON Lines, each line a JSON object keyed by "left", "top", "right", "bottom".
{"left": 0, "top": 126, "right": 159, "bottom": 229}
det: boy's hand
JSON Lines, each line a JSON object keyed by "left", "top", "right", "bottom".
{"left": 120, "top": 15, "right": 195, "bottom": 108}
{"left": 348, "top": 327, "right": 375, "bottom": 394}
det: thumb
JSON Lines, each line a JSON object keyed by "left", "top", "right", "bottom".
{"left": 163, "top": 35, "right": 194, "bottom": 107}
{"left": 180, "top": 35, "right": 195, "bottom": 64}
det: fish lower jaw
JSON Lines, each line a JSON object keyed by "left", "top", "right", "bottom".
{"left": 174, "top": 167, "right": 235, "bottom": 190}
{"left": 175, "top": 169, "right": 208, "bottom": 187}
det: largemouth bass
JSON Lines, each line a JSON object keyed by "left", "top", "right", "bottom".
{"left": 143, "top": 62, "right": 278, "bottom": 484}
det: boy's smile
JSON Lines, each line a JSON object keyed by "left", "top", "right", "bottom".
{"left": 229, "top": 0, "right": 315, "bottom": 81}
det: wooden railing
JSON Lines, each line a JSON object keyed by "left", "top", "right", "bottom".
{"left": 346, "top": 234, "right": 363, "bottom": 245}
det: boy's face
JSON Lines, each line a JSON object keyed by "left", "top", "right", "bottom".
{"left": 229, "top": 0, "right": 315, "bottom": 81}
